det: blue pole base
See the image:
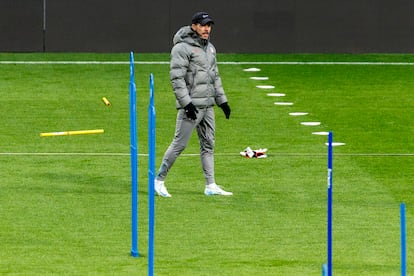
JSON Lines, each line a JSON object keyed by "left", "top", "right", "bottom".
{"left": 322, "top": 263, "right": 328, "bottom": 276}
{"left": 130, "top": 250, "right": 139, "bottom": 258}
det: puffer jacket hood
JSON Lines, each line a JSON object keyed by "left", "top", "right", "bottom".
{"left": 172, "top": 26, "right": 207, "bottom": 47}
{"left": 170, "top": 26, "right": 227, "bottom": 109}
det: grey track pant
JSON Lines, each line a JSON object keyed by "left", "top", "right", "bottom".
{"left": 156, "top": 106, "right": 216, "bottom": 185}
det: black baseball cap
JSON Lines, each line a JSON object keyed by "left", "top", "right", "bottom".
{"left": 191, "top": 12, "right": 214, "bottom": 25}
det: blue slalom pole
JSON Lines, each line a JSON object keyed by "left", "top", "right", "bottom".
{"left": 400, "top": 203, "right": 406, "bottom": 276}
{"left": 148, "top": 74, "right": 156, "bottom": 275}
{"left": 322, "top": 263, "right": 328, "bottom": 276}
{"left": 130, "top": 51, "right": 139, "bottom": 258}
{"left": 327, "top": 132, "right": 333, "bottom": 276}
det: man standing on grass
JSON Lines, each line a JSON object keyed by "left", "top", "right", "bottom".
{"left": 154, "top": 11, "right": 232, "bottom": 197}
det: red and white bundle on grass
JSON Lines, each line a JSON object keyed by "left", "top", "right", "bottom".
{"left": 240, "top": 147, "right": 268, "bottom": 158}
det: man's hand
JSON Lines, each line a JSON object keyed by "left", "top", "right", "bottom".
{"left": 184, "top": 102, "right": 198, "bottom": 120}
{"left": 219, "top": 102, "right": 231, "bottom": 119}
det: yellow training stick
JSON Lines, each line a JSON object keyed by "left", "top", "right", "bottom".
{"left": 102, "top": 97, "right": 111, "bottom": 106}
{"left": 40, "top": 129, "right": 104, "bottom": 137}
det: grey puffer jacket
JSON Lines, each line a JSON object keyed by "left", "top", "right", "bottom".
{"left": 170, "top": 26, "right": 227, "bottom": 109}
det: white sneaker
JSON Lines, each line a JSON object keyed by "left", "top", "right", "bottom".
{"left": 204, "top": 183, "right": 233, "bottom": 196}
{"left": 154, "top": 179, "right": 171, "bottom": 197}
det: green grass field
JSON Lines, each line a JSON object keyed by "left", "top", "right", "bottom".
{"left": 1, "top": 53, "right": 413, "bottom": 275}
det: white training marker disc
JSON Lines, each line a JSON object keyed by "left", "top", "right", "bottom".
{"left": 244, "top": 68, "right": 261, "bottom": 72}
{"left": 289, "top": 112, "right": 308, "bottom": 116}
{"left": 256, "top": 85, "right": 275, "bottom": 89}
{"left": 274, "top": 102, "right": 293, "bottom": 106}
{"left": 325, "top": 142, "right": 346, "bottom": 147}
{"left": 301, "top": 122, "right": 321, "bottom": 126}
{"left": 250, "top": 77, "right": 269, "bottom": 80}
{"left": 267, "top": 93, "right": 286, "bottom": 97}
{"left": 312, "top": 131, "right": 329, "bottom": 135}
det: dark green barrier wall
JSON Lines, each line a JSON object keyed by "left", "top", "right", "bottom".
{"left": 1, "top": 0, "right": 413, "bottom": 53}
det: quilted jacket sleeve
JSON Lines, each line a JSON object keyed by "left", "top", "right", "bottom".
{"left": 170, "top": 43, "right": 192, "bottom": 108}
{"left": 212, "top": 60, "right": 228, "bottom": 106}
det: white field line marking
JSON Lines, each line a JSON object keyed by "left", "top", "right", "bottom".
{"left": 257, "top": 85, "right": 275, "bottom": 89}
{"left": 301, "top": 122, "right": 321, "bottom": 126}
{"left": 243, "top": 68, "right": 261, "bottom": 71}
{"left": 0, "top": 152, "right": 134, "bottom": 156}
{"left": 325, "top": 142, "right": 346, "bottom": 146}
{"left": 0, "top": 152, "right": 200, "bottom": 157}
{"left": 2, "top": 152, "right": 414, "bottom": 157}
{"left": 312, "top": 131, "right": 330, "bottom": 135}
{"left": 3, "top": 61, "right": 414, "bottom": 65}
{"left": 274, "top": 102, "right": 294, "bottom": 106}
{"left": 289, "top": 112, "right": 308, "bottom": 116}
{"left": 223, "top": 61, "right": 414, "bottom": 65}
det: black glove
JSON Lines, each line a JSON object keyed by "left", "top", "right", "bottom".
{"left": 219, "top": 102, "right": 231, "bottom": 119}
{"left": 184, "top": 102, "right": 198, "bottom": 120}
